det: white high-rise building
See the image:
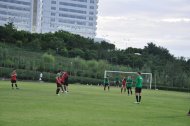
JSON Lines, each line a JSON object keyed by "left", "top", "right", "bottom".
{"left": 0, "top": 0, "right": 99, "bottom": 38}
{"left": 0, "top": 0, "right": 33, "bottom": 32}
{"left": 40, "top": 0, "right": 98, "bottom": 38}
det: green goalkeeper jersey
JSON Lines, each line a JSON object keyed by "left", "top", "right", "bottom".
{"left": 127, "top": 78, "right": 133, "bottom": 87}
{"left": 135, "top": 75, "right": 143, "bottom": 88}
{"left": 115, "top": 77, "right": 120, "bottom": 82}
{"left": 104, "top": 78, "right": 109, "bottom": 84}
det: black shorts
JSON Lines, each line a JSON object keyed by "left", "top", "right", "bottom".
{"left": 104, "top": 83, "right": 109, "bottom": 86}
{"left": 127, "top": 87, "right": 132, "bottom": 90}
{"left": 135, "top": 88, "right": 142, "bottom": 93}
{"left": 11, "top": 80, "right": 16, "bottom": 83}
{"left": 64, "top": 78, "right": 68, "bottom": 86}
{"left": 56, "top": 83, "right": 62, "bottom": 88}
{"left": 115, "top": 81, "right": 119, "bottom": 85}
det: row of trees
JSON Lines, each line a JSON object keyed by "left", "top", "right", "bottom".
{"left": 0, "top": 23, "right": 189, "bottom": 90}
{"left": 0, "top": 23, "right": 115, "bottom": 60}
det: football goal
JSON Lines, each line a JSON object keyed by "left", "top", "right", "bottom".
{"left": 104, "top": 70, "right": 153, "bottom": 89}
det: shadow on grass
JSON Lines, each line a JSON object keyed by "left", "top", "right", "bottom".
{"left": 151, "top": 115, "right": 187, "bottom": 119}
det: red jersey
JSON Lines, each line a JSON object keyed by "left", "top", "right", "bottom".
{"left": 11, "top": 73, "right": 17, "bottom": 81}
{"left": 60, "top": 74, "right": 65, "bottom": 83}
{"left": 63, "top": 72, "right": 68, "bottom": 79}
{"left": 56, "top": 77, "right": 61, "bottom": 85}
{"left": 122, "top": 79, "right": 126, "bottom": 85}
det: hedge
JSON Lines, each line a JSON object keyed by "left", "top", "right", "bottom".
{"left": 1, "top": 67, "right": 189, "bottom": 92}
{"left": 155, "top": 86, "right": 190, "bottom": 92}
{"left": 0, "top": 67, "right": 103, "bottom": 85}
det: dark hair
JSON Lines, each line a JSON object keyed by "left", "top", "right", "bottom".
{"left": 137, "top": 72, "right": 141, "bottom": 75}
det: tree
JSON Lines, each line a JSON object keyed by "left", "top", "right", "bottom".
{"left": 100, "top": 41, "right": 115, "bottom": 50}
{"left": 69, "top": 48, "right": 85, "bottom": 58}
{"left": 27, "top": 38, "right": 41, "bottom": 50}
{"left": 60, "top": 47, "right": 68, "bottom": 57}
{"left": 3, "top": 22, "right": 17, "bottom": 43}
{"left": 84, "top": 50, "right": 97, "bottom": 60}
{"left": 42, "top": 53, "right": 55, "bottom": 63}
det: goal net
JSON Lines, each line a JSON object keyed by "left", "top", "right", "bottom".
{"left": 104, "top": 70, "right": 152, "bottom": 89}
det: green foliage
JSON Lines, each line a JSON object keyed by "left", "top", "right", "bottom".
{"left": 0, "top": 23, "right": 115, "bottom": 60}
{"left": 100, "top": 41, "right": 115, "bottom": 50}
{"left": 0, "top": 67, "right": 12, "bottom": 77}
{"left": 60, "top": 47, "right": 68, "bottom": 57}
{"left": 69, "top": 48, "right": 85, "bottom": 58}
{"left": 84, "top": 50, "right": 98, "bottom": 60}
{"left": 87, "top": 60, "right": 98, "bottom": 73}
{"left": 27, "top": 38, "right": 41, "bottom": 50}
{"left": 16, "top": 40, "right": 23, "bottom": 47}
{"left": 0, "top": 47, "right": 8, "bottom": 59}
{"left": 3, "top": 22, "right": 17, "bottom": 43}
{"left": 42, "top": 53, "right": 55, "bottom": 63}
{"left": 4, "top": 59, "right": 14, "bottom": 67}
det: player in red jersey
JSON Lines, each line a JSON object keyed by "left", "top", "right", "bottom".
{"left": 11, "top": 69, "right": 19, "bottom": 89}
{"left": 55, "top": 73, "right": 62, "bottom": 95}
{"left": 121, "top": 77, "right": 126, "bottom": 93}
{"left": 63, "top": 72, "right": 69, "bottom": 93}
{"left": 60, "top": 71, "right": 65, "bottom": 93}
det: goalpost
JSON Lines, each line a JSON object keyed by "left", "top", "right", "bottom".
{"left": 104, "top": 70, "right": 153, "bottom": 89}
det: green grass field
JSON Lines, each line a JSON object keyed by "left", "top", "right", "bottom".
{"left": 0, "top": 81, "right": 189, "bottom": 126}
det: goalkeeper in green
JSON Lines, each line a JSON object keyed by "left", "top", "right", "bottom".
{"left": 127, "top": 76, "right": 133, "bottom": 95}
{"left": 115, "top": 77, "right": 120, "bottom": 87}
{"left": 104, "top": 77, "right": 110, "bottom": 91}
{"left": 135, "top": 72, "right": 143, "bottom": 103}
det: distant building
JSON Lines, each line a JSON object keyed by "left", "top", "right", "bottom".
{"left": 0, "top": 0, "right": 33, "bottom": 32}
{"left": 0, "top": 0, "right": 99, "bottom": 38}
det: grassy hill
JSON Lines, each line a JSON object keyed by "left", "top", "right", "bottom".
{"left": 0, "top": 81, "right": 189, "bottom": 126}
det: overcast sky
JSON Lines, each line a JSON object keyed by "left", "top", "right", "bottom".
{"left": 96, "top": 0, "right": 190, "bottom": 58}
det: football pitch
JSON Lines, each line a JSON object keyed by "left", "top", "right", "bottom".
{"left": 0, "top": 81, "right": 189, "bottom": 126}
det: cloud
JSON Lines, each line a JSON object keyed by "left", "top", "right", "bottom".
{"left": 161, "top": 18, "right": 190, "bottom": 23}
{"left": 96, "top": 0, "right": 190, "bottom": 57}
{"left": 98, "top": 0, "right": 190, "bottom": 18}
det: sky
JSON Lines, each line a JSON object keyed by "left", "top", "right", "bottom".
{"left": 96, "top": 0, "right": 190, "bottom": 58}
